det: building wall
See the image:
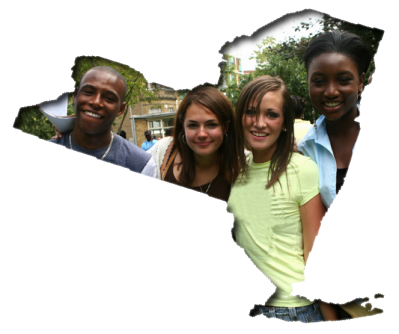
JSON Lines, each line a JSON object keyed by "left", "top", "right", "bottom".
{"left": 109, "top": 84, "right": 180, "bottom": 146}
{"left": 135, "top": 119, "right": 148, "bottom": 147}
{"left": 112, "top": 108, "right": 134, "bottom": 141}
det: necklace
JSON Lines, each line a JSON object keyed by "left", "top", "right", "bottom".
{"left": 196, "top": 175, "right": 213, "bottom": 194}
{"left": 69, "top": 131, "right": 114, "bottom": 160}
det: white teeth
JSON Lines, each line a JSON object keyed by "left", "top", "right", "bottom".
{"left": 252, "top": 132, "right": 267, "bottom": 137}
{"left": 84, "top": 111, "right": 101, "bottom": 118}
{"left": 325, "top": 102, "right": 341, "bottom": 107}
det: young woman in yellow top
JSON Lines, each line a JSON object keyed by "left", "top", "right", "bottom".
{"left": 228, "top": 75, "right": 337, "bottom": 322}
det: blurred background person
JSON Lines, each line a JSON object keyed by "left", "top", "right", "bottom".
{"left": 141, "top": 130, "right": 158, "bottom": 151}
{"left": 164, "top": 128, "right": 173, "bottom": 138}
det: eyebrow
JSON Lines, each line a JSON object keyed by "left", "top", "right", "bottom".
{"left": 247, "top": 108, "right": 280, "bottom": 112}
{"left": 311, "top": 70, "right": 354, "bottom": 76}
{"left": 186, "top": 119, "right": 218, "bottom": 122}
{"left": 80, "top": 84, "right": 119, "bottom": 100}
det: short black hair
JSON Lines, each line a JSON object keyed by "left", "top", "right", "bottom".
{"left": 83, "top": 66, "right": 127, "bottom": 102}
{"left": 120, "top": 130, "right": 126, "bottom": 139}
{"left": 304, "top": 31, "right": 372, "bottom": 78}
{"left": 291, "top": 95, "right": 306, "bottom": 119}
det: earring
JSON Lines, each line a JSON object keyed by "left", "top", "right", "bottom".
{"left": 283, "top": 128, "right": 287, "bottom": 132}
{"left": 182, "top": 134, "right": 187, "bottom": 145}
{"left": 224, "top": 133, "right": 228, "bottom": 143}
{"left": 312, "top": 109, "right": 318, "bottom": 140}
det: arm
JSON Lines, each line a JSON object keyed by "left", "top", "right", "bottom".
{"left": 300, "top": 193, "right": 325, "bottom": 264}
{"left": 300, "top": 195, "right": 338, "bottom": 321}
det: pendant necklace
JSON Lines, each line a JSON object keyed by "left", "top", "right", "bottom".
{"left": 69, "top": 131, "right": 114, "bottom": 160}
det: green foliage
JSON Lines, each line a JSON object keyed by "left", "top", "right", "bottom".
{"left": 13, "top": 106, "right": 55, "bottom": 140}
{"left": 253, "top": 37, "right": 317, "bottom": 121}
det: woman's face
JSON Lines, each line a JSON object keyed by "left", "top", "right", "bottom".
{"left": 183, "top": 103, "right": 227, "bottom": 159}
{"left": 242, "top": 91, "right": 285, "bottom": 163}
{"left": 308, "top": 53, "right": 365, "bottom": 121}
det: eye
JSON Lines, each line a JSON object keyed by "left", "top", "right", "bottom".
{"left": 245, "top": 109, "right": 256, "bottom": 116}
{"left": 207, "top": 123, "right": 219, "bottom": 128}
{"left": 338, "top": 77, "right": 352, "bottom": 83}
{"left": 105, "top": 95, "right": 117, "bottom": 102}
{"left": 312, "top": 78, "right": 324, "bottom": 85}
{"left": 187, "top": 123, "right": 198, "bottom": 128}
{"left": 268, "top": 112, "right": 279, "bottom": 119}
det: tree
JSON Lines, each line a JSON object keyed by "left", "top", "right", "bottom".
{"left": 251, "top": 37, "right": 316, "bottom": 121}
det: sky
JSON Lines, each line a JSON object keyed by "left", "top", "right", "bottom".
{"left": 224, "top": 10, "right": 324, "bottom": 71}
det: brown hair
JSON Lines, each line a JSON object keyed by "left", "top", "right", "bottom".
{"left": 235, "top": 76, "right": 295, "bottom": 189}
{"left": 173, "top": 85, "right": 239, "bottom": 187}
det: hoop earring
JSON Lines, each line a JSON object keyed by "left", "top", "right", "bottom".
{"left": 182, "top": 134, "right": 187, "bottom": 145}
{"left": 224, "top": 133, "right": 228, "bottom": 143}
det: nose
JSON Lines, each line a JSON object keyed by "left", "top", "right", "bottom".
{"left": 324, "top": 81, "right": 339, "bottom": 98}
{"left": 254, "top": 114, "right": 267, "bottom": 129}
{"left": 197, "top": 125, "right": 208, "bottom": 138}
{"left": 89, "top": 93, "right": 102, "bottom": 109}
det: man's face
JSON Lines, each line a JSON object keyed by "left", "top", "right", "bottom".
{"left": 74, "top": 69, "right": 126, "bottom": 135}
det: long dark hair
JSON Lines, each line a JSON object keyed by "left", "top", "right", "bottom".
{"left": 173, "top": 85, "right": 239, "bottom": 187}
{"left": 235, "top": 76, "right": 294, "bottom": 189}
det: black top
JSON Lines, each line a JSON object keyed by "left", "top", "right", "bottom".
{"left": 336, "top": 168, "right": 348, "bottom": 194}
{"left": 163, "top": 145, "right": 231, "bottom": 202}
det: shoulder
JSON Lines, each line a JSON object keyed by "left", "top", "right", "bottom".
{"left": 114, "top": 134, "right": 151, "bottom": 159}
{"left": 289, "top": 152, "right": 318, "bottom": 172}
{"left": 48, "top": 132, "right": 71, "bottom": 147}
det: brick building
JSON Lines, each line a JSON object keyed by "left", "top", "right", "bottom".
{"left": 112, "top": 83, "right": 182, "bottom": 147}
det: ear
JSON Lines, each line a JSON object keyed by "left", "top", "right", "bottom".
{"left": 117, "top": 102, "right": 126, "bottom": 117}
{"left": 359, "top": 72, "right": 366, "bottom": 93}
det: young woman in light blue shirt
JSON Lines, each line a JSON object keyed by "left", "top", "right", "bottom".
{"left": 297, "top": 31, "right": 378, "bottom": 320}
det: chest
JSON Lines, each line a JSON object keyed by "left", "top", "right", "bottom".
{"left": 329, "top": 133, "right": 358, "bottom": 168}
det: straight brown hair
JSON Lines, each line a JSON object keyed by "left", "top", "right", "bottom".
{"left": 235, "top": 76, "right": 295, "bottom": 189}
{"left": 173, "top": 85, "right": 240, "bottom": 187}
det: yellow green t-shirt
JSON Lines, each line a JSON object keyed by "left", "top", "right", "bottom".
{"left": 228, "top": 152, "right": 320, "bottom": 307}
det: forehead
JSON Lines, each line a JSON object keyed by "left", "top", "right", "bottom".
{"left": 250, "top": 90, "right": 284, "bottom": 110}
{"left": 185, "top": 103, "right": 218, "bottom": 120}
{"left": 80, "top": 69, "right": 125, "bottom": 99}
{"left": 308, "top": 53, "right": 358, "bottom": 75}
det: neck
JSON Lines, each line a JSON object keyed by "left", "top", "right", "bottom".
{"left": 71, "top": 125, "right": 112, "bottom": 150}
{"left": 194, "top": 151, "right": 218, "bottom": 171}
{"left": 326, "top": 107, "right": 359, "bottom": 137}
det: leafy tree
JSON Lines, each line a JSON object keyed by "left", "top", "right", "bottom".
{"left": 251, "top": 36, "right": 316, "bottom": 121}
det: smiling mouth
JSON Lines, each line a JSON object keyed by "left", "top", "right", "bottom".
{"left": 323, "top": 102, "right": 342, "bottom": 107}
{"left": 83, "top": 111, "right": 102, "bottom": 119}
{"left": 251, "top": 132, "right": 269, "bottom": 137}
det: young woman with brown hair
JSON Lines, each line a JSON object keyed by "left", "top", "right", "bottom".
{"left": 149, "top": 85, "right": 240, "bottom": 202}
{"left": 227, "top": 75, "right": 337, "bottom": 322}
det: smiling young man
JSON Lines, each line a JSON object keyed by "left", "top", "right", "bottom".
{"left": 50, "top": 66, "right": 157, "bottom": 177}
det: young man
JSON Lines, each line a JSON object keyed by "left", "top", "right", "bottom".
{"left": 141, "top": 130, "right": 158, "bottom": 151}
{"left": 50, "top": 66, "right": 157, "bottom": 177}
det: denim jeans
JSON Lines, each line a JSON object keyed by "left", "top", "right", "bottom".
{"left": 249, "top": 302, "right": 324, "bottom": 323}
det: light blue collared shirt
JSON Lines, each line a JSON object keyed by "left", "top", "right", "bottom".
{"left": 297, "top": 115, "right": 356, "bottom": 209}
